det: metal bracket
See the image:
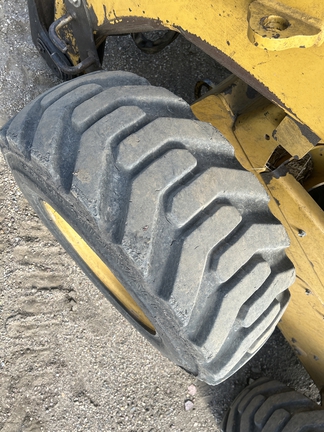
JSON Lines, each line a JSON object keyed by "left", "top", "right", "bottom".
{"left": 48, "top": 12, "right": 99, "bottom": 75}
{"left": 27, "top": 0, "right": 74, "bottom": 80}
{"left": 27, "top": 0, "right": 101, "bottom": 80}
{"left": 248, "top": 0, "right": 324, "bottom": 50}
{"left": 49, "top": 13, "right": 74, "bottom": 53}
{"left": 63, "top": 0, "right": 101, "bottom": 73}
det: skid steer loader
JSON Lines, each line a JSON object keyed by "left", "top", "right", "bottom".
{"left": 2, "top": 1, "right": 324, "bottom": 429}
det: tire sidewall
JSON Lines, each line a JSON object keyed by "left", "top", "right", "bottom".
{"left": 6, "top": 152, "right": 199, "bottom": 374}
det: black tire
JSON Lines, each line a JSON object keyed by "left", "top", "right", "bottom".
{"left": 222, "top": 377, "right": 324, "bottom": 431}
{"left": 0, "top": 71, "right": 294, "bottom": 385}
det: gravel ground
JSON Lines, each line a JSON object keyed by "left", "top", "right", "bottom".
{"left": 0, "top": 2, "right": 320, "bottom": 431}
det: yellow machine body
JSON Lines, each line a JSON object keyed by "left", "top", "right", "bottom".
{"left": 83, "top": 0, "right": 324, "bottom": 139}
{"left": 55, "top": 0, "right": 324, "bottom": 392}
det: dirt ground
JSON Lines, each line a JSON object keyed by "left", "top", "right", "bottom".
{"left": 0, "top": 1, "right": 320, "bottom": 431}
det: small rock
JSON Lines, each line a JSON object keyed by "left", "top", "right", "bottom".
{"left": 184, "top": 399, "right": 194, "bottom": 411}
{"left": 188, "top": 384, "right": 197, "bottom": 396}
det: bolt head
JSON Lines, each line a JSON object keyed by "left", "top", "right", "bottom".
{"left": 68, "top": 0, "right": 81, "bottom": 7}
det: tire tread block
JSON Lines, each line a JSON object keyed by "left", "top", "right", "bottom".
{"left": 170, "top": 167, "right": 267, "bottom": 228}
{"left": 255, "top": 391, "right": 316, "bottom": 429}
{"left": 283, "top": 411, "right": 324, "bottom": 431}
{"left": 262, "top": 409, "right": 291, "bottom": 432}
{"left": 222, "top": 378, "right": 324, "bottom": 432}
{"left": 240, "top": 394, "right": 266, "bottom": 432}
{"left": 40, "top": 70, "right": 149, "bottom": 110}
{"left": 71, "top": 106, "right": 148, "bottom": 218}
{"left": 117, "top": 118, "right": 227, "bottom": 174}
{"left": 31, "top": 84, "right": 103, "bottom": 188}
{"left": 213, "top": 300, "right": 282, "bottom": 375}
{"left": 215, "top": 223, "right": 289, "bottom": 284}
{"left": 122, "top": 149, "right": 196, "bottom": 273}
{"left": 188, "top": 258, "right": 271, "bottom": 353}
{"left": 72, "top": 86, "right": 192, "bottom": 134}
{"left": 4, "top": 71, "right": 148, "bottom": 160}
{"left": 171, "top": 205, "right": 242, "bottom": 325}
{"left": 240, "top": 261, "right": 295, "bottom": 328}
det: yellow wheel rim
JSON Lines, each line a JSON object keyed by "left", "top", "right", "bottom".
{"left": 43, "top": 201, "right": 155, "bottom": 334}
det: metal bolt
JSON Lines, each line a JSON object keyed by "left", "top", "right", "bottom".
{"left": 68, "top": 0, "right": 81, "bottom": 7}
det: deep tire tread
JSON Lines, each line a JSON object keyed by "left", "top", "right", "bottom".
{"left": 1, "top": 71, "right": 295, "bottom": 385}
{"left": 222, "top": 378, "right": 324, "bottom": 432}
{"left": 5, "top": 71, "right": 150, "bottom": 159}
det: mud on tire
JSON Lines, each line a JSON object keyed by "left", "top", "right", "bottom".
{"left": 0, "top": 71, "right": 294, "bottom": 385}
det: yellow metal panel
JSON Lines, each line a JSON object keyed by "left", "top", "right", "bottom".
{"left": 84, "top": 0, "right": 324, "bottom": 140}
{"left": 54, "top": 0, "right": 66, "bottom": 20}
{"left": 263, "top": 174, "right": 324, "bottom": 390}
{"left": 234, "top": 102, "right": 286, "bottom": 171}
{"left": 54, "top": 0, "right": 80, "bottom": 64}
{"left": 274, "top": 116, "right": 316, "bottom": 159}
{"left": 248, "top": 0, "right": 324, "bottom": 51}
